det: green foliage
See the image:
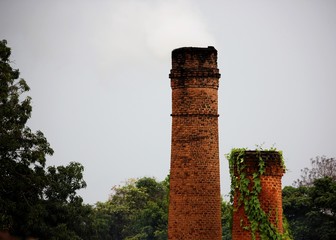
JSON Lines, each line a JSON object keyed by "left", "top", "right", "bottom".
{"left": 0, "top": 40, "right": 90, "bottom": 239}
{"left": 91, "top": 176, "right": 169, "bottom": 240}
{"left": 226, "top": 148, "right": 288, "bottom": 240}
{"left": 221, "top": 199, "right": 233, "bottom": 240}
{"left": 283, "top": 177, "right": 336, "bottom": 240}
{"left": 283, "top": 155, "right": 336, "bottom": 240}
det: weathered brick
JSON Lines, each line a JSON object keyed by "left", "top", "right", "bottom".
{"left": 168, "top": 47, "right": 222, "bottom": 240}
{"left": 231, "top": 151, "right": 285, "bottom": 240}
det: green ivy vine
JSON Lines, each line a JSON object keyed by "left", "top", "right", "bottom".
{"left": 226, "top": 148, "right": 291, "bottom": 240}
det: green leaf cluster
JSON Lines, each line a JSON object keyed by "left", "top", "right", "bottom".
{"left": 91, "top": 176, "right": 169, "bottom": 240}
{"left": 283, "top": 176, "right": 336, "bottom": 240}
{"left": 226, "top": 148, "right": 289, "bottom": 240}
{"left": 221, "top": 199, "right": 233, "bottom": 240}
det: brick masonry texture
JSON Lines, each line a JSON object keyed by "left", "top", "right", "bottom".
{"left": 232, "top": 151, "right": 285, "bottom": 240}
{"left": 168, "top": 47, "right": 222, "bottom": 240}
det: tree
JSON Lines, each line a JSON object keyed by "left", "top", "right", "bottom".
{"left": 294, "top": 156, "right": 336, "bottom": 187}
{"left": 283, "top": 155, "right": 336, "bottom": 239}
{"left": 0, "top": 40, "right": 90, "bottom": 239}
{"left": 33, "top": 162, "right": 92, "bottom": 240}
{"left": 221, "top": 199, "right": 232, "bottom": 240}
{"left": 0, "top": 39, "right": 51, "bottom": 237}
{"left": 283, "top": 177, "right": 336, "bottom": 240}
{"left": 92, "top": 177, "right": 169, "bottom": 240}
{"left": 282, "top": 185, "right": 311, "bottom": 239}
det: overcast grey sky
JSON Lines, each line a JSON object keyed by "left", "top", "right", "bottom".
{"left": 1, "top": 0, "right": 335, "bottom": 204}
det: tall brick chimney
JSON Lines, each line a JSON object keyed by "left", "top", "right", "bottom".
{"left": 168, "top": 47, "right": 222, "bottom": 240}
{"left": 231, "top": 150, "right": 285, "bottom": 240}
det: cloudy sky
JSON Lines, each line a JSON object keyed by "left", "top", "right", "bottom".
{"left": 1, "top": 0, "right": 335, "bottom": 204}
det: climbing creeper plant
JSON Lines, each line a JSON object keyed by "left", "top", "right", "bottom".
{"left": 226, "top": 148, "right": 290, "bottom": 240}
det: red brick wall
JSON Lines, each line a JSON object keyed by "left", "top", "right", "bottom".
{"left": 231, "top": 151, "right": 284, "bottom": 240}
{"left": 168, "top": 47, "right": 222, "bottom": 240}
